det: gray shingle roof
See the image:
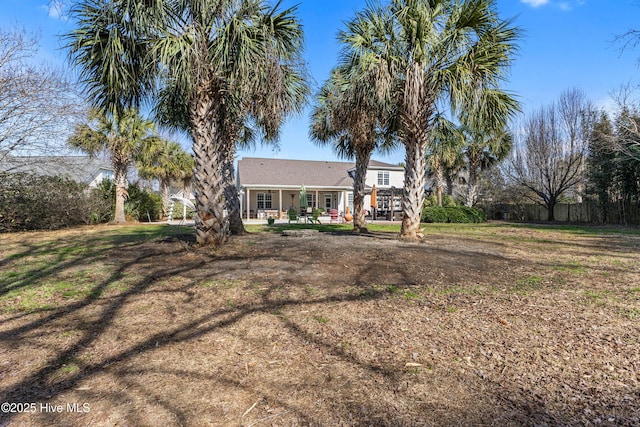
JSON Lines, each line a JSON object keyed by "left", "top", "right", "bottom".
{"left": 237, "top": 157, "right": 401, "bottom": 189}
{"left": 0, "top": 155, "right": 113, "bottom": 185}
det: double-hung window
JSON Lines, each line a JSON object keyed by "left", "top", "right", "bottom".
{"left": 306, "top": 193, "right": 316, "bottom": 208}
{"left": 257, "top": 192, "right": 272, "bottom": 209}
{"left": 377, "top": 171, "right": 389, "bottom": 186}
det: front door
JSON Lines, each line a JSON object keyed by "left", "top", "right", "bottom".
{"left": 324, "top": 194, "right": 332, "bottom": 210}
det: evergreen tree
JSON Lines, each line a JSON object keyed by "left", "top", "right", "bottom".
{"left": 587, "top": 111, "right": 616, "bottom": 222}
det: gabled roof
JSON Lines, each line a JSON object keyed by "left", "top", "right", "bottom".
{"left": 237, "top": 157, "right": 401, "bottom": 189}
{"left": 364, "top": 160, "right": 404, "bottom": 171}
{"left": 0, "top": 155, "right": 113, "bottom": 185}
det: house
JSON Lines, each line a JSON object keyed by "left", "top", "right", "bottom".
{"left": 236, "top": 157, "right": 404, "bottom": 219}
{"left": 0, "top": 155, "right": 114, "bottom": 188}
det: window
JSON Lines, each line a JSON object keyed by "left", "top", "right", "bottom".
{"left": 377, "top": 171, "right": 389, "bottom": 186}
{"left": 256, "top": 192, "right": 272, "bottom": 209}
{"left": 307, "top": 193, "right": 316, "bottom": 208}
{"left": 347, "top": 193, "right": 353, "bottom": 213}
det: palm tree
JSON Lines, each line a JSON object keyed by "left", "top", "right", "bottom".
{"left": 461, "top": 126, "right": 512, "bottom": 207}
{"left": 443, "top": 150, "right": 466, "bottom": 197}
{"left": 137, "top": 139, "right": 194, "bottom": 217}
{"left": 342, "top": 0, "right": 520, "bottom": 239}
{"left": 310, "top": 65, "right": 393, "bottom": 233}
{"left": 426, "top": 118, "right": 464, "bottom": 207}
{"left": 217, "top": 60, "right": 308, "bottom": 236}
{"left": 68, "top": 108, "right": 157, "bottom": 223}
{"left": 66, "top": 0, "right": 307, "bottom": 246}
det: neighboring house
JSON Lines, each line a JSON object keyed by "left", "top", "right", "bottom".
{"left": 237, "top": 157, "right": 404, "bottom": 219}
{"left": 0, "top": 155, "right": 114, "bottom": 188}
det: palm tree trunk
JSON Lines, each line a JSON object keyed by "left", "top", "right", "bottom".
{"left": 445, "top": 175, "right": 454, "bottom": 196}
{"left": 434, "top": 165, "right": 444, "bottom": 207}
{"left": 113, "top": 163, "right": 128, "bottom": 224}
{"left": 191, "top": 91, "right": 228, "bottom": 246}
{"left": 221, "top": 142, "right": 245, "bottom": 235}
{"left": 465, "top": 164, "right": 478, "bottom": 207}
{"left": 352, "top": 147, "right": 371, "bottom": 233}
{"left": 161, "top": 179, "right": 171, "bottom": 218}
{"left": 400, "top": 135, "right": 428, "bottom": 240}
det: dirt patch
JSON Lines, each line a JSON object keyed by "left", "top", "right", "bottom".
{"left": 0, "top": 223, "right": 639, "bottom": 426}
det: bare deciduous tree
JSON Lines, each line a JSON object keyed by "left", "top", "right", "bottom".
{"left": 0, "top": 28, "right": 82, "bottom": 166}
{"left": 612, "top": 10, "right": 640, "bottom": 162}
{"left": 505, "top": 89, "right": 594, "bottom": 221}
{"left": 606, "top": 86, "right": 640, "bottom": 162}
{"left": 613, "top": 111, "right": 640, "bottom": 162}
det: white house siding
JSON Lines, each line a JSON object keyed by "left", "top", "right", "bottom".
{"left": 363, "top": 166, "right": 404, "bottom": 212}
{"left": 88, "top": 169, "right": 114, "bottom": 188}
{"left": 365, "top": 169, "right": 404, "bottom": 189}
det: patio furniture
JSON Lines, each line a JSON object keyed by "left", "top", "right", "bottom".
{"left": 309, "top": 208, "right": 321, "bottom": 224}
{"left": 299, "top": 207, "right": 308, "bottom": 223}
{"left": 329, "top": 209, "right": 342, "bottom": 224}
{"left": 288, "top": 209, "right": 298, "bottom": 223}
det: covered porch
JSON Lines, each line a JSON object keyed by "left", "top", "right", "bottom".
{"left": 241, "top": 186, "right": 350, "bottom": 220}
{"left": 367, "top": 186, "right": 404, "bottom": 221}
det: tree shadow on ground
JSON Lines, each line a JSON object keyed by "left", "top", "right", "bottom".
{"left": 0, "top": 224, "right": 638, "bottom": 426}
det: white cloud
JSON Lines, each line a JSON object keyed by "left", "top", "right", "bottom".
{"left": 521, "top": 0, "right": 550, "bottom": 7}
{"left": 558, "top": 2, "right": 571, "bottom": 11}
{"left": 521, "top": 0, "right": 586, "bottom": 10}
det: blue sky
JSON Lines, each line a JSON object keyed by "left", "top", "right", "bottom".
{"left": 1, "top": 0, "right": 639, "bottom": 165}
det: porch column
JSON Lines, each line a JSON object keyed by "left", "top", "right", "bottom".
{"left": 342, "top": 190, "right": 347, "bottom": 212}
{"left": 279, "top": 189, "right": 283, "bottom": 218}
{"left": 246, "top": 188, "right": 250, "bottom": 220}
{"left": 315, "top": 190, "right": 319, "bottom": 209}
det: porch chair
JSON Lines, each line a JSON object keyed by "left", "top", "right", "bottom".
{"left": 288, "top": 209, "right": 298, "bottom": 223}
{"left": 329, "top": 209, "right": 342, "bottom": 224}
{"left": 309, "top": 208, "right": 321, "bottom": 224}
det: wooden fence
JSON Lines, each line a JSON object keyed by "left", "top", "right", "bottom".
{"left": 487, "top": 201, "right": 640, "bottom": 225}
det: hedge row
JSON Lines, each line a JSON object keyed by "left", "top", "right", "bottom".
{"left": 0, "top": 173, "right": 112, "bottom": 232}
{"left": 0, "top": 174, "right": 163, "bottom": 232}
{"left": 422, "top": 206, "right": 487, "bottom": 223}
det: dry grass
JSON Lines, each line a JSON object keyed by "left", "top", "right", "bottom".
{"left": 0, "top": 222, "right": 639, "bottom": 426}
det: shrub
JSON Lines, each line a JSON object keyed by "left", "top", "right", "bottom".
{"left": 423, "top": 194, "right": 458, "bottom": 208}
{"left": 423, "top": 195, "right": 437, "bottom": 207}
{"left": 422, "top": 206, "right": 448, "bottom": 223}
{"left": 125, "top": 183, "right": 163, "bottom": 222}
{"left": 421, "top": 205, "right": 487, "bottom": 223}
{"left": 170, "top": 201, "right": 194, "bottom": 220}
{"left": 442, "top": 195, "right": 458, "bottom": 207}
{"left": 92, "top": 180, "right": 163, "bottom": 222}
{"left": 445, "top": 207, "right": 469, "bottom": 223}
{"left": 90, "top": 179, "right": 116, "bottom": 223}
{"left": 0, "top": 173, "right": 112, "bottom": 232}
{"left": 460, "top": 206, "right": 487, "bottom": 223}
